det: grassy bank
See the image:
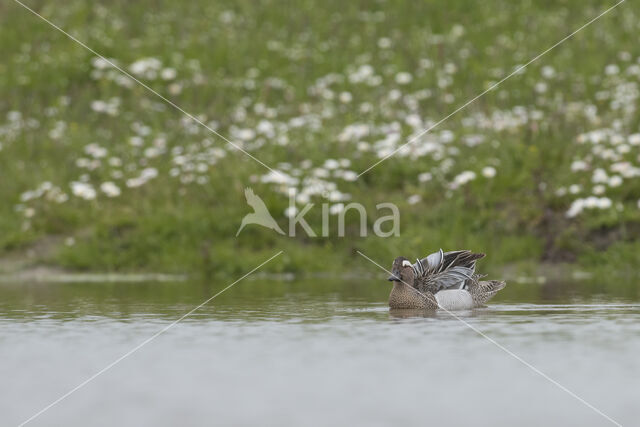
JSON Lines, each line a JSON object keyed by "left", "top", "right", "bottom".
{"left": 1, "top": 0, "right": 640, "bottom": 279}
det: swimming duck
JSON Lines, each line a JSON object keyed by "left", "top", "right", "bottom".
{"left": 387, "top": 249, "right": 506, "bottom": 310}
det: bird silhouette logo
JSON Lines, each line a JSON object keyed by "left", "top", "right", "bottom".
{"left": 236, "top": 188, "right": 286, "bottom": 236}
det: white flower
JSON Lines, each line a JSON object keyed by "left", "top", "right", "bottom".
{"left": 20, "top": 190, "right": 37, "bottom": 202}
{"left": 161, "top": 68, "right": 177, "bottom": 80}
{"left": 419, "top": 58, "right": 433, "bottom": 69}
{"left": 48, "top": 121, "right": 66, "bottom": 140}
{"left": 261, "top": 170, "right": 298, "bottom": 186}
{"left": 85, "top": 143, "right": 108, "bottom": 158}
{"left": 608, "top": 175, "right": 623, "bottom": 187}
{"left": 141, "top": 167, "right": 158, "bottom": 180}
{"left": 129, "top": 136, "right": 144, "bottom": 147}
{"left": 144, "top": 147, "right": 162, "bottom": 158}
{"left": 377, "top": 37, "right": 391, "bottom": 49}
{"left": 327, "top": 190, "right": 350, "bottom": 202}
{"left": 566, "top": 199, "right": 584, "bottom": 218}
{"left": 70, "top": 182, "right": 96, "bottom": 200}
{"left": 407, "top": 195, "right": 421, "bottom": 205}
{"left": 100, "top": 182, "right": 121, "bottom": 197}
{"left": 313, "top": 168, "right": 330, "bottom": 178}
{"left": 256, "top": 120, "right": 275, "bottom": 137}
{"left": 570, "top": 160, "right": 589, "bottom": 171}
{"left": 126, "top": 177, "right": 145, "bottom": 188}
{"left": 90, "top": 99, "right": 119, "bottom": 115}
{"left": 593, "top": 185, "right": 605, "bottom": 195}
{"left": 481, "top": 166, "right": 496, "bottom": 178}
{"left": 180, "top": 174, "right": 194, "bottom": 184}
{"left": 132, "top": 122, "right": 152, "bottom": 136}
{"left": 617, "top": 144, "right": 630, "bottom": 154}
{"left": 348, "top": 65, "right": 374, "bottom": 83}
{"left": 541, "top": 66, "right": 556, "bottom": 79}
{"left": 323, "top": 159, "right": 340, "bottom": 169}
{"left": 596, "top": 197, "right": 612, "bottom": 209}
{"left": 395, "top": 72, "right": 413, "bottom": 85}
{"left": 338, "top": 123, "right": 369, "bottom": 142}
{"left": 168, "top": 83, "right": 182, "bottom": 95}
{"left": 7, "top": 111, "right": 22, "bottom": 122}
{"left": 592, "top": 168, "right": 608, "bottom": 183}
{"left": 75, "top": 158, "right": 89, "bottom": 168}
{"left": 356, "top": 141, "right": 370, "bottom": 152}
{"left": 388, "top": 89, "right": 402, "bottom": 101}
{"left": 452, "top": 170, "right": 476, "bottom": 188}
{"left": 329, "top": 203, "right": 344, "bottom": 214}
{"left": 339, "top": 171, "right": 358, "bottom": 181}
{"left": 233, "top": 128, "right": 255, "bottom": 141}
{"left": 126, "top": 168, "right": 158, "bottom": 188}
{"left": 55, "top": 193, "right": 69, "bottom": 203}
{"left": 91, "top": 100, "right": 107, "bottom": 113}
{"left": 584, "top": 197, "right": 598, "bottom": 209}
{"left": 296, "top": 193, "right": 310, "bottom": 204}
{"left": 367, "top": 75, "right": 383, "bottom": 87}
{"left": 130, "top": 57, "right": 162, "bottom": 78}
{"left": 220, "top": 10, "right": 235, "bottom": 23}
{"left": 339, "top": 92, "right": 352, "bottom": 103}
{"left": 569, "top": 184, "right": 582, "bottom": 194}
{"left": 405, "top": 114, "right": 422, "bottom": 128}
{"left": 567, "top": 196, "right": 613, "bottom": 218}
{"left": 604, "top": 64, "right": 620, "bottom": 75}
{"left": 418, "top": 172, "right": 432, "bottom": 183}
{"left": 91, "top": 57, "right": 112, "bottom": 70}
{"left": 535, "top": 82, "right": 547, "bottom": 93}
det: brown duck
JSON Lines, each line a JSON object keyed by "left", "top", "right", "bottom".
{"left": 387, "top": 249, "right": 506, "bottom": 310}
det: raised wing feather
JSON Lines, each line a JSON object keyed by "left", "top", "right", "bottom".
{"left": 413, "top": 249, "right": 485, "bottom": 293}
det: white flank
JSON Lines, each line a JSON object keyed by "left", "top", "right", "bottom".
{"left": 434, "top": 290, "right": 474, "bottom": 310}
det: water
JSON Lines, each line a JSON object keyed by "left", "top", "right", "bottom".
{"left": 1, "top": 278, "right": 639, "bottom": 426}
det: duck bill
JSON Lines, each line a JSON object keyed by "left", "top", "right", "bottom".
{"left": 387, "top": 274, "right": 400, "bottom": 282}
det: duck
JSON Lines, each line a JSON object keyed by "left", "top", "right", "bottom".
{"left": 387, "top": 249, "right": 506, "bottom": 310}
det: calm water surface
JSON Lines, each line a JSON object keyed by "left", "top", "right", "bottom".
{"left": 1, "top": 278, "right": 639, "bottom": 426}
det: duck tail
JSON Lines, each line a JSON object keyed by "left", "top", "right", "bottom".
{"left": 468, "top": 280, "right": 506, "bottom": 306}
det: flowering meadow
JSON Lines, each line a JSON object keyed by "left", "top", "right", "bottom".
{"left": 1, "top": 0, "right": 640, "bottom": 278}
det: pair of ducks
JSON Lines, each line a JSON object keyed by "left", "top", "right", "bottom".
{"left": 387, "top": 249, "right": 506, "bottom": 310}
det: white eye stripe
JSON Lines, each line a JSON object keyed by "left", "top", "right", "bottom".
{"left": 402, "top": 260, "right": 412, "bottom": 267}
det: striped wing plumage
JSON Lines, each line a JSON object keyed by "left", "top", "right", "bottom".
{"left": 412, "top": 249, "right": 485, "bottom": 294}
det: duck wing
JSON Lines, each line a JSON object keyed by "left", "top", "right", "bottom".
{"left": 413, "top": 249, "right": 485, "bottom": 293}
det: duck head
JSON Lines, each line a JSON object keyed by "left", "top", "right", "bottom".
{"left": 388, "top": 256, "right": 415, "bottom": 284}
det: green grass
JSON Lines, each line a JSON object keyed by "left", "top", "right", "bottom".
{"left": 1, "top": 0, "right": 640, "bottom": 279}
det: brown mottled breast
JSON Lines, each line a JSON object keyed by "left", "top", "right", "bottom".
{"left": 389, "top": 283, "right": 438, "bottom": 309}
